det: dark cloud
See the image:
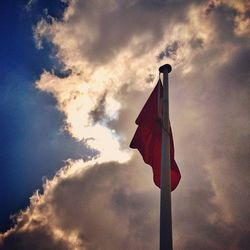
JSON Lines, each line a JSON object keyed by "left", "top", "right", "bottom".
{"left": 145, "top": 73, "right": 155, "bottom": 83}
{"left": 205, "top": 0, "right": 217, "bottom": 15}
{"left": 51, "top": 159, "right": 159, "bottom": 250}
{"left": 189, "top": 37, "right": 204, "bottom": 49}
{"left": 107, "top": 83, "right": 152, "bottom": 149}
{"left": 157, "top": 41, "right": 181, "bottom": 61}
{"left": 217, "top": 47, "right": 250, "bottom": 87}
{"left": 0, "top": 157, "right": 160, "bottom": 250}
{"left": 169, "top": 10, "right": 250, "bottom": 247}
{"left": 89, "top": 91, "right": 109, "bottom": 124}
{"left": 1, "top": 150, "right": 250, "bottom": 249}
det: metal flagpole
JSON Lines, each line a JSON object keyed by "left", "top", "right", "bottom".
{"left": 159, "top": 64, "right": 173, "bottom": 250}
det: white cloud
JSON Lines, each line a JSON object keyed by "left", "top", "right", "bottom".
{"left": 33, "top": 0, "right": 218, "bottom": 165}
{"left": 1, "top": 0, "right": 250, "bottom": 249}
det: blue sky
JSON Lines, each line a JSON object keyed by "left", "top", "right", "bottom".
{"left": 0, "top": 1, "right": 93, "bottom": 232}
{"left": 0, "top": 1, "right": 249, "bottom": 249}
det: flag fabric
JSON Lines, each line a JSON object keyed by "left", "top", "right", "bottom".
{"left": 130, "top": 81, "right": 181, "bottom": 191}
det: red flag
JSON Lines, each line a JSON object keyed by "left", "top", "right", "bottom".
{"left": 130, "top": 81, "right": 181, "bottom": 190}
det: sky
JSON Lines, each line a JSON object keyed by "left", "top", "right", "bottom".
{"left": 0, "top": 0, "right": 249, "bottom": 249}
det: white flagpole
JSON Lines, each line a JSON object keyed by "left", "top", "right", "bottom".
{"left": 159, "top": 64, "right": 173, "bottom": 250}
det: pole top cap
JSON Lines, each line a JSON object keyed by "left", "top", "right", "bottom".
{"left": 159, "top": 64, "right": 172, "bottom": 74}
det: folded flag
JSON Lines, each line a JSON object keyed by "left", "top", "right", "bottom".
{"left": 130, "top": 81, "right": 181, "bottom": 190}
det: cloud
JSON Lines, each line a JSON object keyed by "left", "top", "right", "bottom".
{"left": 25, "top": 0, "right": 37, "bottom": 12}
{"left": 0, "top": 158, "right": 159, "bottom": 250}
{"left": 1, "top": 0, "right": 250, "bottom": 249}
{"left": 32, "top": 0, "right": 218, "bottom": 162}
{"left": 157, "top": 40, "right": 181, "bottom": 61}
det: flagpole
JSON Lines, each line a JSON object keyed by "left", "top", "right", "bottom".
{"left": 159, "top": 64, "right": 173, "bottom": 250}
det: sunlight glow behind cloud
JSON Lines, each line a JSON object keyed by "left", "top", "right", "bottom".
{"left": 1, "top": 0, "right": 250, "bottom": 249}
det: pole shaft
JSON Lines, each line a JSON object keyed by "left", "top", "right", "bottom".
{"left": 159, "top": 65, "right": 172, "bottom": 250}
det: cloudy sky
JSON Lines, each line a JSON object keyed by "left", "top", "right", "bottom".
{"left": 0, "top": 0, "right": 249, "bottom": 249}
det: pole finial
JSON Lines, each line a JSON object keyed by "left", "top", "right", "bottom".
{"left": 159, "top": 64, "right": 172, "bottom": 74}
